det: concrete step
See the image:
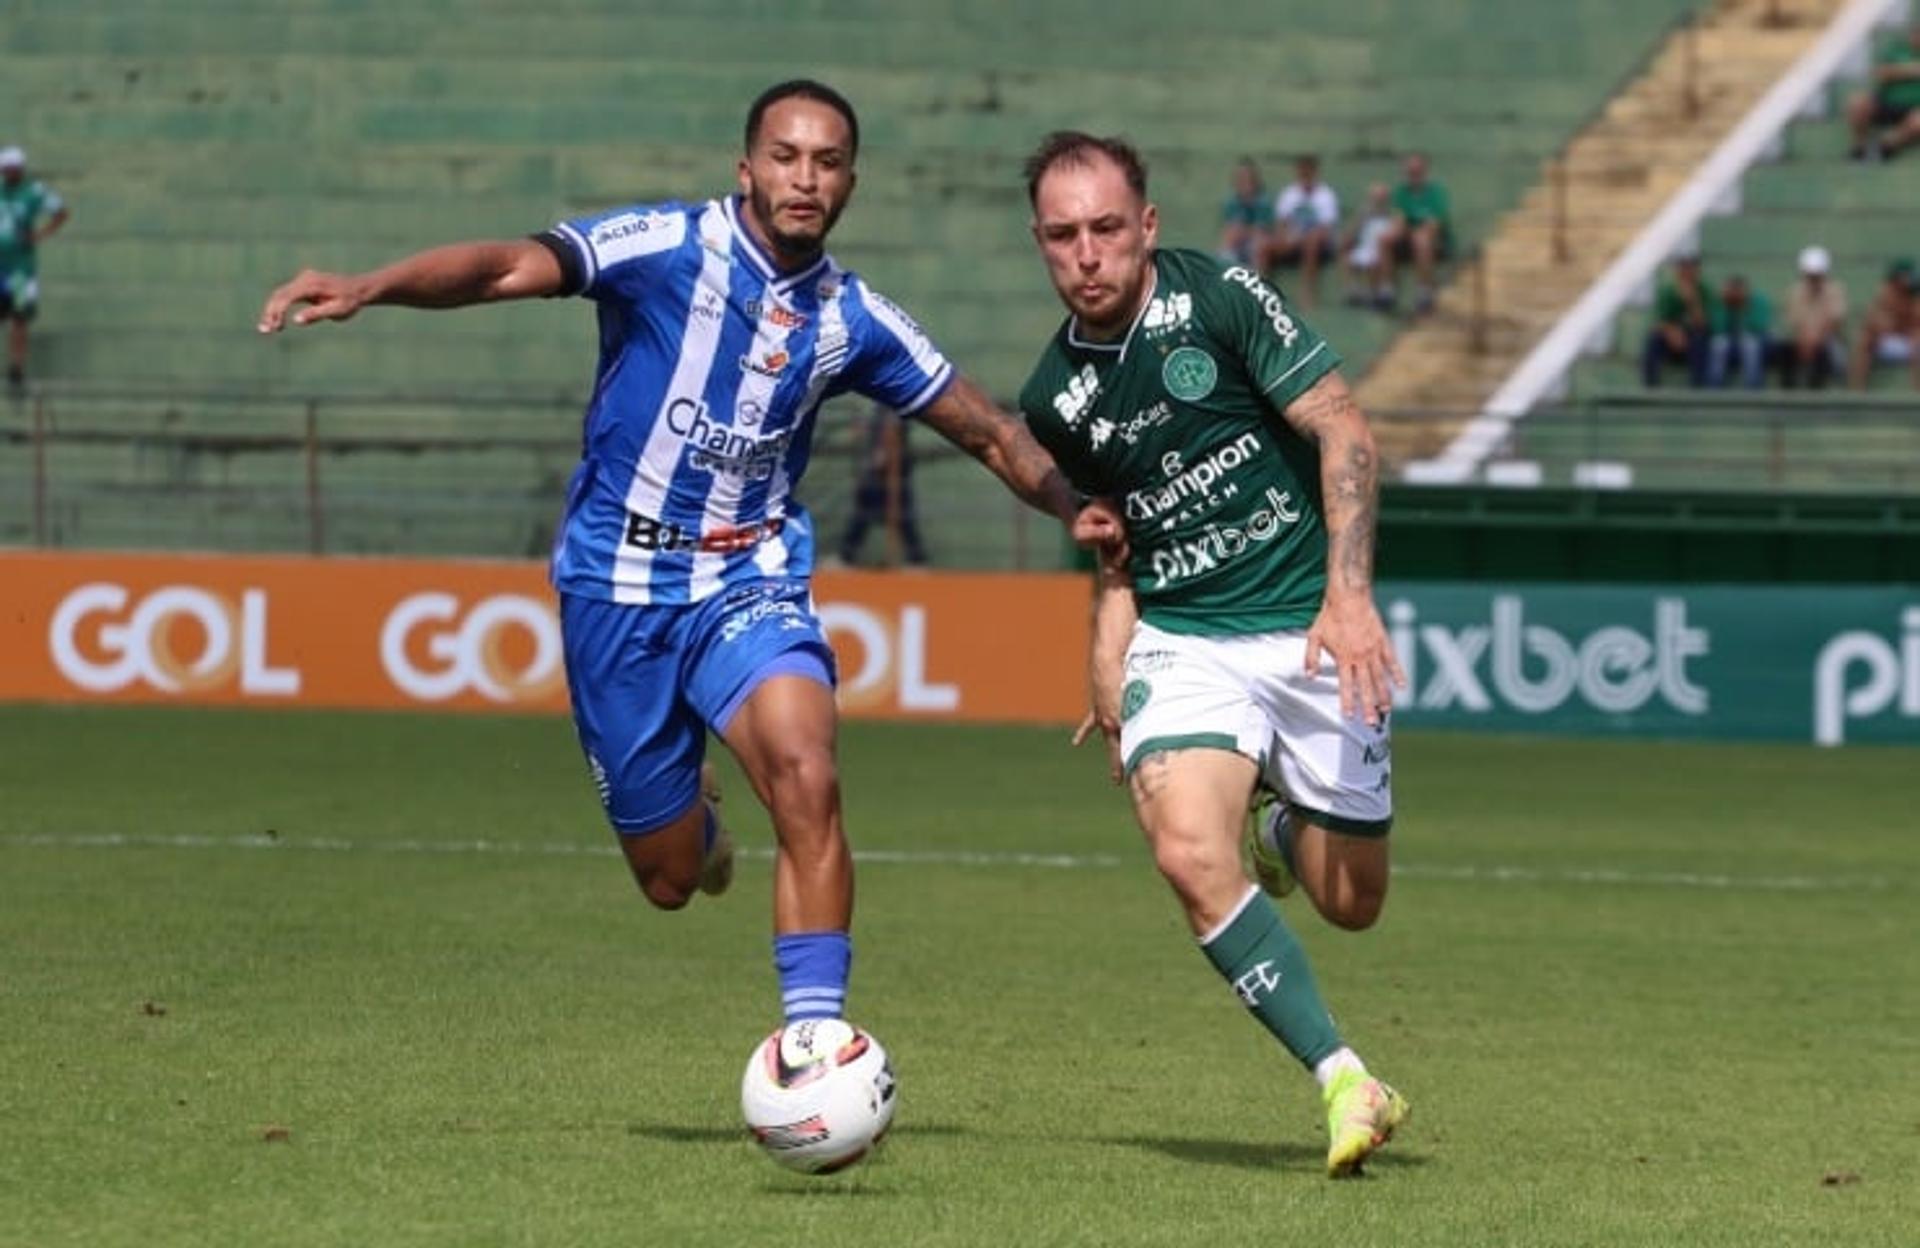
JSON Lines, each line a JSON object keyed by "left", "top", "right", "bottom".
{"left": 1355, "top": 0, "right": 1836, "bottom": 418}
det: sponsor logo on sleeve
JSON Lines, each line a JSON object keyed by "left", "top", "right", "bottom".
{"left": 589, "top": 209, "right": 685, "bottom": 266}
{"left": 1222, "top": 266, "right": 1300, "bottom": 346}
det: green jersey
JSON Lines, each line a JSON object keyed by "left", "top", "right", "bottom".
{"left": 1877, "top": 36, "right": 1920, "bottom": 112}
{"left": 1018, "top": 248, "right": 1340, "bottom": 636}
{"left": 1390, "top": 179, "right": 1452, "bottom": 249}
{"left": 0, "top": 179, "right": 63, "bottom": 274}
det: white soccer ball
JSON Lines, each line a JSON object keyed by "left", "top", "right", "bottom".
{"left": 741, "top": 1018, "right": 896, "bottom": 1174}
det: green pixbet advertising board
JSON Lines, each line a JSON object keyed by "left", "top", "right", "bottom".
{"left": 1381, "top": 584, "right": 1918, "bottom": 746}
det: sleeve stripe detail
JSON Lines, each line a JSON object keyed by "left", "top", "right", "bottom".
{"left": 530, "top": 231, "right": 588, "bottom": 298}
{"left": 555, "top": 221, "right": 598, "bottom": 288}
{"left": 1260, "top": 340, "right": 1330, "bottom": 395}
{"left": 896, "top": 360, "right": 956, "bottom": 417}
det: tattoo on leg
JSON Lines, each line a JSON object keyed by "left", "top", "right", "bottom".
{"left": 1129, "top": 751, "right": 1170, "bottom": 803}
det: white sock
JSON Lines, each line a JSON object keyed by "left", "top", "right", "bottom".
{"left": 1313, "top": 1047, "right": 1366, "bottom": 1090}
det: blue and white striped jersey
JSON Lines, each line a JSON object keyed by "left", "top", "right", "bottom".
{"left": 535, "top": 195, "right": 954, "bottom": 605}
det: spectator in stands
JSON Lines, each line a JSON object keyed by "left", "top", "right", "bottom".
{"left": 1217, "top": 157, "right": 1273, "bottom": 270}
{"left": 1266, "top": 154, "right": 1339, "bottom": 307}
{"left": 1849, "top": 257, "right": 1920, "bottom": 389}
{"left": 1379, "top": 152, "right": 1453, "bottom": 314}
{"left": 1847, "top": 23, "right": 1920, "bottom": 162}
{"left": 1708, "top": 274, "right": 1772, "bottom": 389}
{"left": 1342, "top": 183, "right": 1396, "bottom": 308}
{"left": 1641, "top": 253, "right": 1716, "bottom": 388}
{"left": 1779, "top": 245, "right": 1848, "bottom": 390}
{"left": 0, "top": 146, "right": 70, "bottom": 393}
{"left": 836, "top": 403, "right": 929, "bottom": 568}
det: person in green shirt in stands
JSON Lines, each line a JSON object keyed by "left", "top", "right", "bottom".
{"left": 1217, "top": 157, "right": 1274, "bottom": 270}
{"left": 1377, "top": 152, "right": 1452, "bottom": 314}
{"left": 1642, "top": 253, "right": 1717, "bottom": 388}
{"left": 1847, "top": 23, "right": 1920, "bottom": 162}
{"left": 0, "top": 146, "right": 70, "bottom": 393}
{"left": 1708, "top": 274, "right": 1772, "bottom": 389}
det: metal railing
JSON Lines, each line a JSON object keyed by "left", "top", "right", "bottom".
{"left": 0, "top": 387, "right": 1071, "bottom": 569}
{"left": 4, "top": 386, "right": 1916, "bottom": 567}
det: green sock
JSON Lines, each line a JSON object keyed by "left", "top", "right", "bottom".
{"left": 1200, "top": 887, "right": 1343, "bottom": 1070}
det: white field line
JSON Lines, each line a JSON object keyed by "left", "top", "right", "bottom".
{"left": 0, "top": 832, "right": 1898, "bottom": 893}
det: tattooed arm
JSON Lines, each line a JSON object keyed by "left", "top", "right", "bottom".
{"left": 917, "top": 375, "right": 1083, "bottom": 525}
{"left": 1278, "top": 371, "right": 1405, "bottom": 726}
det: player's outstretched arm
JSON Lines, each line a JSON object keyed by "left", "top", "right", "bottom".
{"left": 1279, "top": 371, "right": 1406, "bottom": 726}
{"left": 35, "top": 206, "right": 69, "bottom": 246}
{"left": 256, "top": 239, "right": 564, "bottom": 333}
{"left": 917, "top": 375, "right": 1085, "bottom": 527}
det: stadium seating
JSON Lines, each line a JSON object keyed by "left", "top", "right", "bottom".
{"left": 0, "top": 0, "right": 1706, "bottom": 558}
{"left": 1526, "top": 90, "right": 1920, "bottom": 491}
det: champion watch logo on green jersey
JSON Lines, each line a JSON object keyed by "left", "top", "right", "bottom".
{"left": 1162, "top": 346, "right": 1217, "bottom": 402}
{"left": 1121, "top": 678, "right": 1152, "bottom": 721}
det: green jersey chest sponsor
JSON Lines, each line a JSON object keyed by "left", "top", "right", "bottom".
{"left": 1019, "top": 249, "right": 1342, "bottom": 635}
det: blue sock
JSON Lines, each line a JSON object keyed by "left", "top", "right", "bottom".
{"left": 774, "top": 931, "right": 851, "bottom": 1022}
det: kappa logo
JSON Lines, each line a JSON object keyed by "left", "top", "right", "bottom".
{"left": 1090, "top": 417, "right": 1116, "bottom": 450}
{"left": 1052, "top": 363, "right": 1101, "bottom": 427}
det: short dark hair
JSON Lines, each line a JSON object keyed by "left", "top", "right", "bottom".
{"left": 1023, "top": 131, "right": 1148, "bottom": 208}
{"left": 744, "top": 79, "right": 860, "bottom": 157}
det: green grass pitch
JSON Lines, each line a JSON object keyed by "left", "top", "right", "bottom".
{"left": 2, "top": 706, "right": 1916, "bottom": 1247}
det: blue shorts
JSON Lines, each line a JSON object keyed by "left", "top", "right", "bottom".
{"left": 560, "top": 579, "right": 836, "bottom": 834}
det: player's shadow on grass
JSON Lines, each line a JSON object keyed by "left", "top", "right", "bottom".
{"left": 628, "top": 1123, "right": 744, "bottom": 1144}
{"left": 629, "top": 1120, "right": 973, "bottom": 1147}
{"left": 1101, "top": 1133, "right": 1430, "bottom": 1173}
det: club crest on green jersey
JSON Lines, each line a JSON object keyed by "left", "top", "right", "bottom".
{"left": 1162, "top": 346, "right": 1217, "bottom": 402}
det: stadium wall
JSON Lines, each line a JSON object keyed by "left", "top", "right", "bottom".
{"left": 3, "top": 551, "right": 1915, "bottom": 746}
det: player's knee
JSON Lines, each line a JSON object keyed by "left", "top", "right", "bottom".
{"left": 1147, "top": 825, "right": 1228, "bottom": 895}
{"left": 1326, "top": 888, "right": 1385, "bottom": 932}
{"left": 760, "top": 742, "right": 839, "bottom": 812}
{"left": 636, "top": 868, "right": 696, "bottom": 912}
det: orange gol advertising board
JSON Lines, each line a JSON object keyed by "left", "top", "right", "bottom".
{"left": 0, "top": 551, "right": 1091, "bottom": 723}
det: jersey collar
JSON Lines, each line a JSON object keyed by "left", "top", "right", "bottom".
{"left": 723, "top": 194, "right": 831, "bottom": 292}
{"left": 1066, "top": 260, "right": 1158, "bottom": 362}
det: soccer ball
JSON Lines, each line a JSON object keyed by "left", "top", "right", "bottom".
{"left": 740, "top": 1018, "right": 896, "bottom": 1174}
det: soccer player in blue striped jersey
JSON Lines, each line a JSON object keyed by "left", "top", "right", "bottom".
{"left": 259, "top": 81, "right": 1105, "bottom": 1031}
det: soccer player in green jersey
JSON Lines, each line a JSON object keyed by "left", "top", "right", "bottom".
{"left": 1016, "top": 131, "right": 1408, "bottom": 1176}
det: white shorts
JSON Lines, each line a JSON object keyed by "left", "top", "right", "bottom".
{"left": 1118, "top": 621, "right": 1393, "bottom": 835}
{"left": 1875, "top": 333, "right": 1915, "bottom": 364}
